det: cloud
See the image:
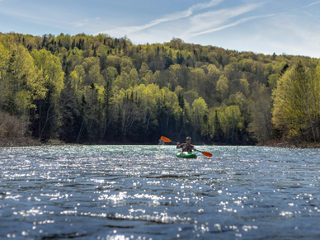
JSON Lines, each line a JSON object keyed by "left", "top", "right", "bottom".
{"left": 102, "top": 0, "right": 268, "bottom": 46}
{"left": 101, "top": 0, "right": 223, "bottom": 36}
{"left": 183, "top": 14, "right": 275, "bottom": 40}
{"left": 234, "top": 10, "right": 320, "bottom": 57}
{"left": 182, "top": 3, "right": 264, "bottom": 39}
{"left": 74, "top": 18, "right": 101, "bottom": 28}
{"left": 306, "top": 1, "right": 320, "bottom": 7}
{"left": 75, "top": 19, "right": 89, "bottom": 27}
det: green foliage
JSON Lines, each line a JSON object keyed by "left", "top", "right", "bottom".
{"left": 248, "top": 83, "right": 272, "bottom": 143}
{"left": 272, "top": 61, "right": 320, "bottom": 142}
{"left": 0, "top": 32, "right": 318, "bottom": 144}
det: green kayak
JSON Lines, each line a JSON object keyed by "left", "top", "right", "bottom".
{"left": 176, "top": 152, "right": 197, "bottom": 158}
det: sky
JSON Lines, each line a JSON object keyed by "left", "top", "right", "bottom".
{"left": 0, "top": 0, "right": 319, "bottom": 58}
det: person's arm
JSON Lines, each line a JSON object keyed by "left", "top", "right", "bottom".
{"left": 176, "top": 142, "right": 181, "bottom": 149}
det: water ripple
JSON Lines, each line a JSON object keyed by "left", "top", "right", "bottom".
{"left": 1, "top": 146, "right": 320, "bottom": 239}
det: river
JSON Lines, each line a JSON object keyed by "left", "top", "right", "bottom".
{"left": 0, "top": 145, "right": 320, "bottom": 239}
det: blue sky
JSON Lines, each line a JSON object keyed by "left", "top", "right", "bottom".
{"left": 0, "top": 0, "right": 319, "bottom": 58}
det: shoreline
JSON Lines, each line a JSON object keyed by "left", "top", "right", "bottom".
{"left": 0, "top": 137, "right": 42, "bottom": 147}
{"left": 1, "top": 137, "right": 320, "bottom": 149}
{"left": 262, "top": 140, "right": 320, "bottom": 149}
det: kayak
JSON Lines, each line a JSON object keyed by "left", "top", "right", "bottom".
{"left": 176, "top": 152, "right": 197, "bottom": 158}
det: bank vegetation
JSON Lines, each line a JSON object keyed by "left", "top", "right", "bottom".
{"left": 0, "top": 33, "right": 319, "bottom": 146}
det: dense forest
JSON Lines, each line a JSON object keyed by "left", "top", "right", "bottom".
{"left": 0, "top": 32, "right": 319, "bottom": 145}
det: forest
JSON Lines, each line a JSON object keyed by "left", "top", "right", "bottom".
{"left": 0, "top": 32, "right": 320, "bottom": 145}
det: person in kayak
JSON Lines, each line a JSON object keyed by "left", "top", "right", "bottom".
{"left": 176, "top": 136, "right": 196, "bottom": 153}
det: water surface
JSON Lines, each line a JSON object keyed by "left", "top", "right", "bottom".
{"left": 1, "top": 145, "right": 320, "bottom": 239}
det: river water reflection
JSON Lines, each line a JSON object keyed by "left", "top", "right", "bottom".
{"left": 0, "top": 145, "right": 320, "bottom": 239}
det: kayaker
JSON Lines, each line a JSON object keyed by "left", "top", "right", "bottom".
{"left": 176, "top": 136, "right": 196, "bottom": 153}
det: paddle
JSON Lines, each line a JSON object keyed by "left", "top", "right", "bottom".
{"left": 160, "top": 136, "right": 213, "bottom": 157}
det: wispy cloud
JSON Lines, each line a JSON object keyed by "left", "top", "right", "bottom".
{"left": 102, "top": 0, "right": 268, "bottom": 44}
{"left": 75, "top": 19, "right": 90, "bottom": 27}
{"left": 74, "top": 18, "right": 101, "bottom": 28}
{"left": 182, "top": 3, "right": 264, "bottom": 39}
{"left": 306, "top": 1, "right": 320, "bottom": 7}
{"left": 102, "top": 0, "right": 223, "bottom": 36}
{"left": 183, "top": 14, "right": 275, "bottom": 40}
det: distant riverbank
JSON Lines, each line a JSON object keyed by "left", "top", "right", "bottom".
{"left": 0, "top": 137, "right": 42, "bottom": 147}
{"left": 263, "top": 139, "right": 320, "bottom": 148}
{"left": 2, "top": 137, "right": 320, "bottom": 148}
{"left": 0, "top": 137, "right": 154, "bottom": 147}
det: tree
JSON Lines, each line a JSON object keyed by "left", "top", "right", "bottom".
{"left": 0, "top": 42, "right": 11, "bottom": 107}
{"left": 135, "top": 84, "right": 158, "bottom": 136}
{"left": 59, "top": 69, "right": 81, "bottom": 143}
{"left": 191, "top": 97, "right": 208, "bottom": 139}
{"left": 2, "top": 32, "right": 319, "bottom": 145}
{"left": 212, "top": 109, "right": 223, "bottom": 142}
{"left": 88, "top": 63, "right": 103, "bottom": 86}
{"left": 129, "top": 68, "right": 139, "bottom": 87}
{"left": 189, "top": 67, "right": 206, "bottom": 92}
{"left": 66, "top": 47, "right": 84, "bottom": 70}
{"left": 239, "top": 78, "right": 249, "bottom": 96}
{"left": 139, "top": 62, "right": 152, "bottom": 84}
{"left": 249, "top": 83, "right": 273, "bottom": 143}
{"left": 167, "top": 64, "right": 181, "bottom": 90}
{"left": 225, "top": 105, "right": 243, "bottom": 143}
{"left": 216, "top": 75, "right": 229, "bottom": 102}
{"left": 31, "top": 49, "right": 64, "bottom": 140}
{"left": 272, "top": 61, "right": 320, "bottom": 142}
{"left": 6, "top": 46, "right": 46, "bottom": 116}
{"left": 70, "top": 65, "right": 85, "bottom": 92}
{"left": 210, "top": 106, "right": 227, "bottom": 142}
{"left": 112, "top": 88, "right": 140, "bottom": 140}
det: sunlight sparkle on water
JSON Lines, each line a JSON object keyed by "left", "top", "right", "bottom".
{"left": 1, "top": 145, "right": 320, "bottom": 239}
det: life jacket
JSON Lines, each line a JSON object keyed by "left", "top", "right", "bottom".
{"left": 180, "top": 143, "right": 194, "bottom": 152}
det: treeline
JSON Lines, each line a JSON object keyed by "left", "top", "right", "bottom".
{"left": 0, "top": 32, "right": 319, "bottom": 145}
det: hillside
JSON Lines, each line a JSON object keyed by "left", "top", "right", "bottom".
{"left": 0, "top": 32, "right": 319, "bottom": 145}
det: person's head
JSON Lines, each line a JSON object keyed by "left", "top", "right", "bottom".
{"left": 186, "top": 136, "right": 191, "bottom": 143}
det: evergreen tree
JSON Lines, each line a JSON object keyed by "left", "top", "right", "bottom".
{"left": 213, "top": 110, "right": 223, "bottom": 142}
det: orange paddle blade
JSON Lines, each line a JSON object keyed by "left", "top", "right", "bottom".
{"left": 161, "top": 136, "right": 172, "bottom": 143}
{"left": 201, "top": 151, "right": 212, "bottom": 157}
